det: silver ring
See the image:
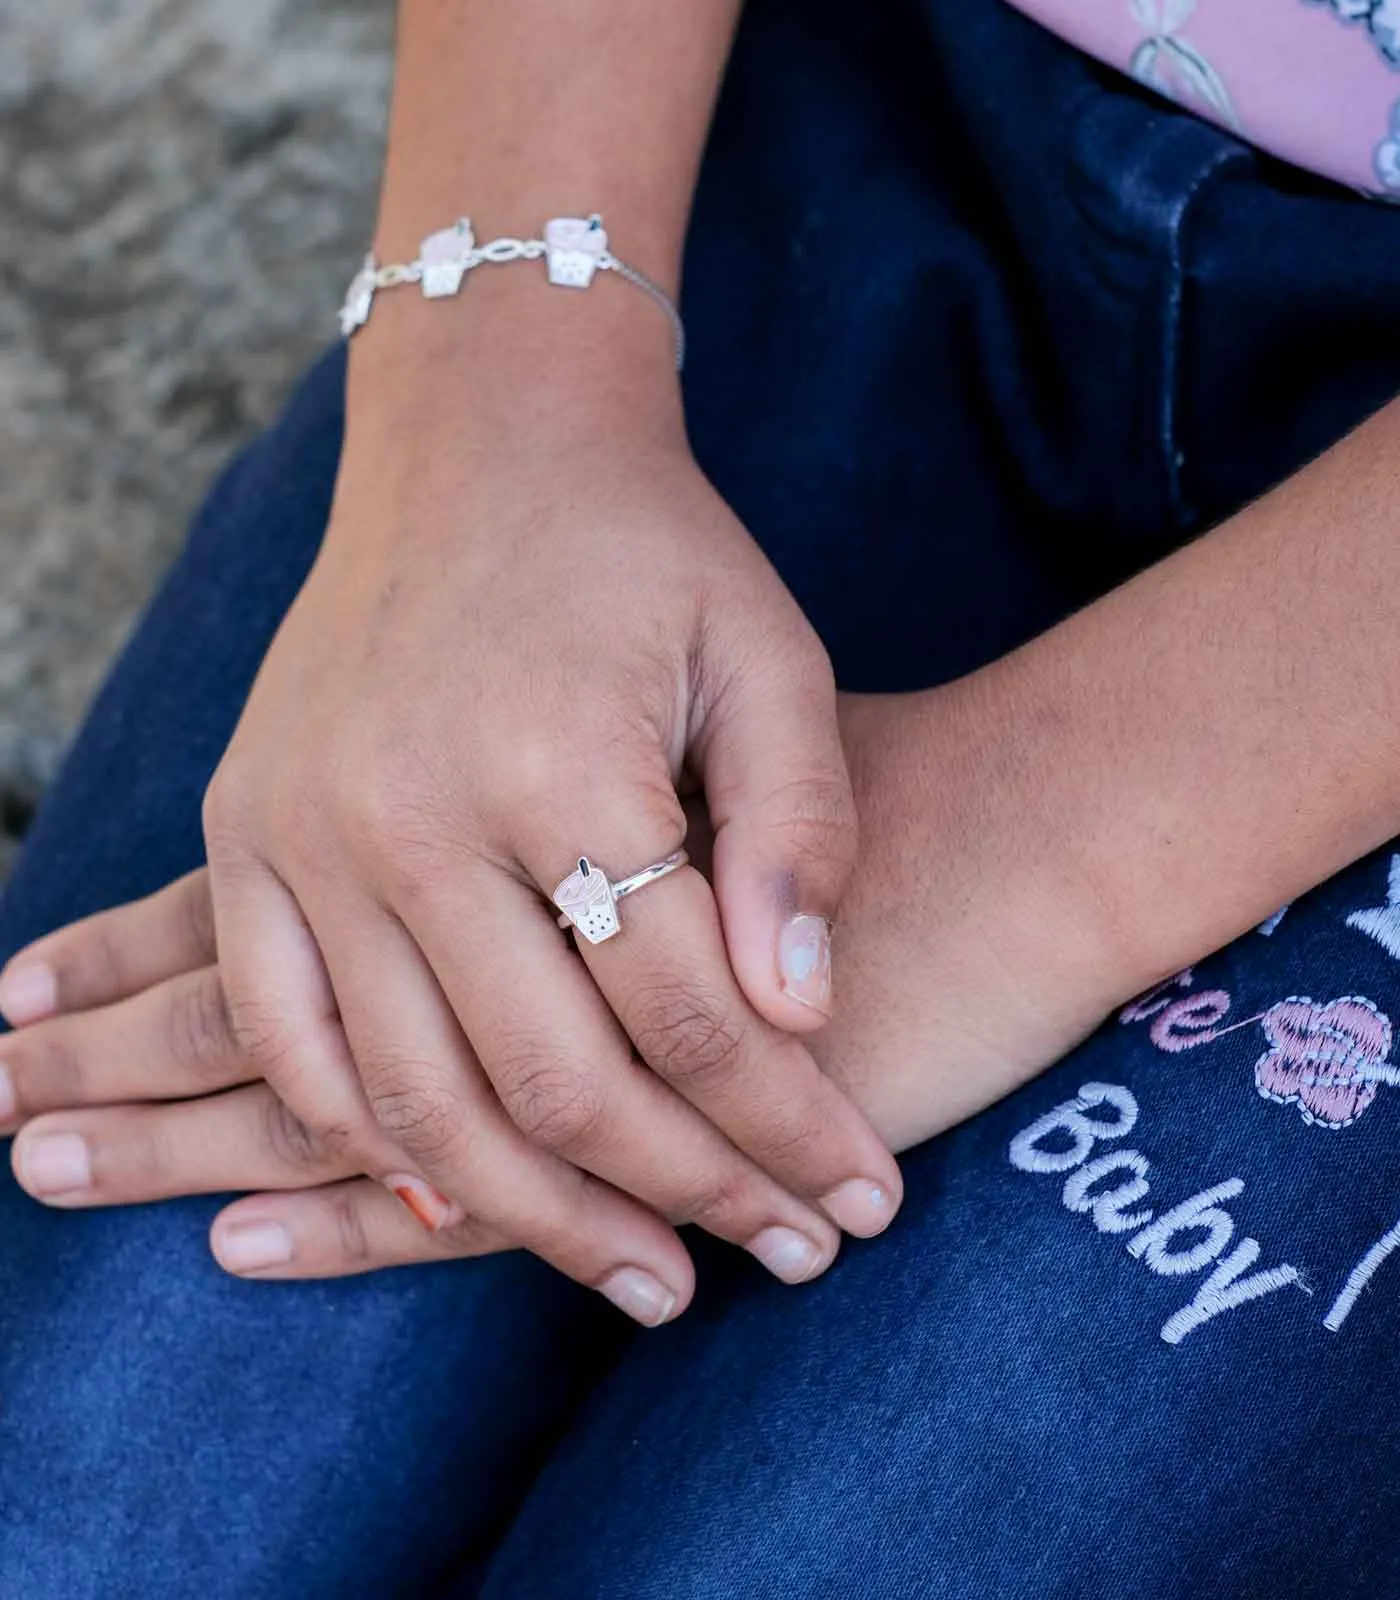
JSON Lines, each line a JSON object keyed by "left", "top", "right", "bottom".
{"left": 552, "top": 850, "right": 689, "bottom": 944}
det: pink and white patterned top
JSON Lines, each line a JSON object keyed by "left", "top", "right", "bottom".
{"left": 1009, "top": 0, "right": 1400, "bottom": 197}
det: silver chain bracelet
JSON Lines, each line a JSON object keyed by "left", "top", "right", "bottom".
{"left": 337, "top": 213, "right": 685, "bottom": 371}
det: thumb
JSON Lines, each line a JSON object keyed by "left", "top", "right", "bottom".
{"left": 697, "top": 639, "right": 857, "bottom": 1034}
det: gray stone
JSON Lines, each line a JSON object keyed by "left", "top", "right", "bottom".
{"left": 0, "top": 0, "right": 393, "bottom": 869}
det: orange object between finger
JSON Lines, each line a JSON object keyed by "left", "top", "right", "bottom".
{"left": 382, "top": 1172, "right": 462, "bottom": 1233}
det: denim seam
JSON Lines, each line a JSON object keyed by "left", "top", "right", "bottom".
{"left": 1156, "top": 143, "right": 1256, "bottom": 532}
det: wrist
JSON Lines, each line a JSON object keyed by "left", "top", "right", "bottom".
{"left": 830, "top": 687, "right": 1133, "bottom": 1146}
{"left": 970, "top": 608, "right": 1296, "bottom": 1004}
{"left": 345, "top": 261, "right": 686, "bottom": 462}
{"left": 895, "top": 671, "right": 1153, "bottom": 1011}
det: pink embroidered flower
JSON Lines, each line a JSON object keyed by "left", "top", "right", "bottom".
{"left": 1255, "top": 995, "right": 1394, "bottom": 1129}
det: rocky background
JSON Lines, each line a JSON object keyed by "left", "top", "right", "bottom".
{"left": 0, "top": 0, "right": 394, "bottom": 867}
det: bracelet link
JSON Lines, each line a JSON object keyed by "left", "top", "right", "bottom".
{"left": 337, "top": 211, "right": 684, "bottom": 369}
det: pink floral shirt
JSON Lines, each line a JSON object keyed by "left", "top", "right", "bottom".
{"left": 1009, "top": 0, "right": 1400, "bottom": 197}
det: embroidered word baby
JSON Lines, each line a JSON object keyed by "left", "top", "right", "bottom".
{"left": 1008, "top": 1082, "right": 1307, "bottom": 1345}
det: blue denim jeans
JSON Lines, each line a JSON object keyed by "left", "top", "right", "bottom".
{"left": 5, "top": 1, "right": 1400, "bottom": 1594}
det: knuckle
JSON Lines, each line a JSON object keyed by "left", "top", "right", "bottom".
{"left": 494, "top": 728, "right": 677, "bottom": 845}
{"left": 105, "top": 1116, "right": 168, "bottom": 1190}
{"left": 794, "top": 634, "right": 839, "bottom": 696}
{"left": 199, "top": 782, "right": 227, "bottom": 844}
{"left": 338, "top": 761, "right": 444, "bottom": 862}
{"left": 516, "top": 1180, "right": 602, "bottom": 1267}
{"left": 275, "top": 784, "right": 339, "bottom": 874}
{"left": 327, "top": 1186, "right": 373, "bottom": 1265}
{"left": 163, "top": 972, "right": 237, "bottom": 1082}
{"left": 495, "top": 732, "right": 558, "bottom": 824}
{"left": 180, "top": 873, "right": 218, "bottom": 959}
{"left": 747, "top": 1088, "right": 832, "bottom": 1170}
{"left": 499, "top": 1054, "right": 609, "bottom": 1157}
{"left": 677, "top": 1167, "right": 759, "bottom": 1231}
{"left": 435, "top": 1207, "right": 489, "bottom": 1256}
{"left": 12, "top": 1031, "right": 84, "bottom": 1109}
{"left": 336, "top": 772, "right": 403, "bottom": 852}
{"left": 355, "top": 797, "right": 459, "bottom": 903}
{"left": 767, "top": 775, "right": 859, "bottom": 879}
{"left": 630, "top": 980, "right": 747, "bottom": 1093}
{"left": 360, "top": 1056, "right": 464, "bottom": 1165}
{"left": 435, "top": 1203, "right": 496, "bottom": 1254}
{"left": 260, "top": 1093, "right": 332, "bottom": 1173}
{"left": 74, "top": 917, "right": 130, "bottom": 1001}
{"left": 224, "top": 991, "right": 304, "bottom": 1076}
{"left": 201, "top": 768, "right": 250, "bottom": 850}
{"left": 480, "top": 736, "right": 566, "bottom": 844}
{"left": 376, "top": 838, "right": 444, "bottom": 905}
{"left": 309, "top": 1117, "right": 369, "bottom": 1166}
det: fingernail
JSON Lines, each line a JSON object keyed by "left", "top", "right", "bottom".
{"left": 382, "top": 1173, "right": 461, "bottom": 1233}
{"left": 821, "top": 1179, "right": 896, "bottom": 1238}
{"left": 778, "top": 915, "right": 832, "bottom": 1016}
{"left": 0, "top": 1062, "right": 16, "bottom": 1123}
{"left": 747, "top": 1225, "right": 825, "bottom": 1284}
{"left": 20, "top": 1131, "right": 90, "bottom": 1196}
{"left": 599, "top": 1267, "right": 678, "bottom": 1327}
{"left": 217, "top": 1219, "right": 295, "bottom": 1273}
{"left": 0, "top": 962, "right": 57, "bottom": 1026}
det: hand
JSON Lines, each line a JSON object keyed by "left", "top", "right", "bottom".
{"left": 0, "top": 687, "right": 1127, "bottom": 1285}
{"left": 0, "top": 362, "right": 903, "bottom": 1320}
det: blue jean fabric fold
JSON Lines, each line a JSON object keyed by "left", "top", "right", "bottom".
{"left": 4, "top": 1, "right": 1400, "bottom": 1594}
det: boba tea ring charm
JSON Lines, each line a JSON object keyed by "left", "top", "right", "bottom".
{"left": 551, "top": 851, "right": 689, "bottom": 944}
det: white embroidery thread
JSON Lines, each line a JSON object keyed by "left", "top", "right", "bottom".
{"left": 1128, "top": 0, "right": 1242, "bottom": 131}
{"left": 1345, "top": 854, "right": 1400, "bottom": 959}
{"left": 1008, "top": 1083, "right": 1307, "bottom": 1344}
{"left": 1309, "top": 0, "right": 1400, "bottom": 68}
{"left": 1008, "top": 1081, "right": 1139, "bottom": 1173}
{"left": 1126, "top": 1179, "right": 1244, "bottom": 1275}
{"left": 1162, "top": 1239, "right": 1306, "bottom": 1346}
{"left": 1062, "top": 1151, "right": 1155, "bottom": 1234}
{"left": 1324, "top": 1214, "right": 1400, "bottom": 1331}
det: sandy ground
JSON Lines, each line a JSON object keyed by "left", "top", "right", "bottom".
{"left": 0, "top": 0, "right": 393, "bottom": 865}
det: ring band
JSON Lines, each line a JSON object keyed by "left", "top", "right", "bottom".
{"left": 552, "top": 850, "right": 689, "bottom": 944}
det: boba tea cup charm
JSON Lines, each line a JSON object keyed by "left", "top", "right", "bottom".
{"left": 552, "top": 857, "right": 621, "bottom": 944}
{"left": 544, "top": 214, "right": 608, "bottom": 287}
{"left": 419, "top": 218, "right": 476, "bottom": 298}
{"left": 551, "top": 850, "right": 689, "bottom": 944}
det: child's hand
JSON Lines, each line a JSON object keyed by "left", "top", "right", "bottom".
{"left": 0, "top": 417, "right": 906, "bottom": 1321}
{"left": 0, "top": 688, "right": 1129, "bottom": 1288}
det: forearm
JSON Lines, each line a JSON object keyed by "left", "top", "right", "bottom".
{"left": 378, "top": 0, "right": 737, "bottom": 285}
{"left": 349, "top": 0, "right": 740, "bottom": 446}
{"left": 956, "top": 395, "right": 1400, "bottom": 993}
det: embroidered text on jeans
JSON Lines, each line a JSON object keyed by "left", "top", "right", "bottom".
{"left": 1007, "top": 1082, "right": 1307, "bottom": 1345}
{"left": 1120, "top": 970, "right": 1399, "bottom": 1129}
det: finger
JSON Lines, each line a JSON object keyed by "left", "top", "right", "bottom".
{"left": 9, "top": 1082, "right": 355, "bottom": 1208}
{"left": 0, "top": 869, "right": 216, "bottom": 1026}
{"left": 697, "top": 624, "right": 856, "bottom": 1031}
{"left": 543, "top": 829, "right": 902, "bottom": 1240}
{"left": 210, "top": 1181, "right": 510, "bottom": 1280}
{"left": 207, "top": 853, "right": 434, "bottom": 1214}
{"left": 0, "top": 965, "right": 252, "bottom": 1130}
{"left": 299, "top": 879, "right": 697, "bottom": 1325}
{"left": 396, "top": 865, "right": 844, "bottom": 1286}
